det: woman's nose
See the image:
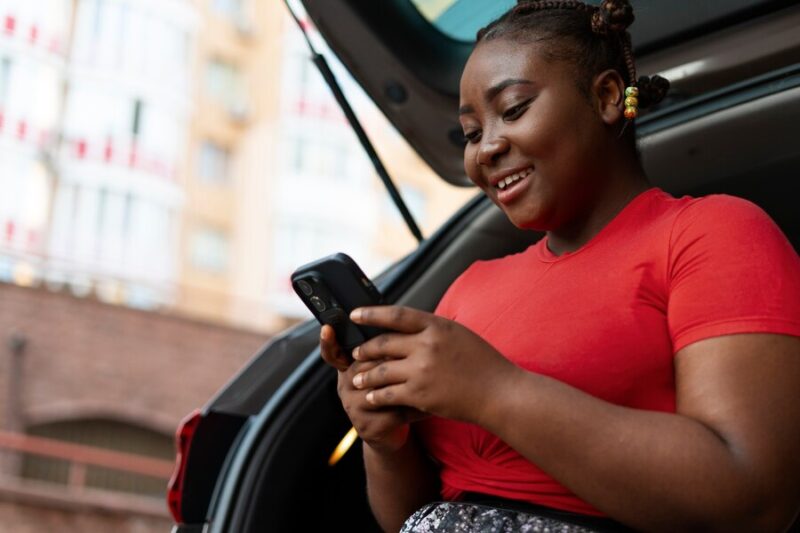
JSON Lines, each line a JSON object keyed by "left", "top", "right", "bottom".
{"left": 477, "top": 134, "right": 510, "bottom": 167}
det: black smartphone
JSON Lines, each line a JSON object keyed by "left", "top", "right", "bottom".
{"left": 291, "top": 253, "right": 385, "bottom": 352}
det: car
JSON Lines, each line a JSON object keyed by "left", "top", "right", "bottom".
{"left": 167, "top": 1, "right": 800, "bottom": 531}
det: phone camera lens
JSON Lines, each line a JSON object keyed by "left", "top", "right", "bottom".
{"left": 297, "top": 280, "right": 313, "bottom": 296}
{"left": 310, "top": 296, "right": 327, "bottom": 312}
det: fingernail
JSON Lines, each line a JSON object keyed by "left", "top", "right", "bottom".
{"left": 366, "top": 391, "right": 375, "bottom": 404}
{"left": 352, "top": 346, "right": 361, "bottom": 360}
{"left": 353, "top": 373, "right": 363, "bottom": 388}
{"left": 350, "top": 308, "right": 362, "bottom": 322}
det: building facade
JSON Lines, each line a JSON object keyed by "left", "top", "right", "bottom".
{"left": 0, "top": 0, "right": 473, "bottom": 333}
{"left": 0, "top": 0, "right": 475, "bottom": 530}
{"left": 177, "top": 0, "right": 473, "bottom": 331}
{"left": 0, "top": 0, "right": 197, "bottom": 311}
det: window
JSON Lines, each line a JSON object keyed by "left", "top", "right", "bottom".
{"left": 73, "top": 186, "right": 100, "bottom": 260}
{"left": 289, "top": 136, "right": 351, "bottom": 179}
{"left": 211, "top": 0, "right": 246, "bottom": 24}
{"left": 190, "top": 226, "right": 230, "bottom": 273}
{"left": 205, "top": 58, "right": 246, "bottom": 113}
{"left": 131, "top": 99, "right": 143, "bottom": 138}
{"left": 0, "top": 156, "right": 49, "bottom": 251}
{"left": 48, "top": 183, "right": 78, "bottom": 259}
{"left": 64, "top": 85, "right": 131, "bottom": 146}
{"left": 409, "top": 0, "right": 514, "bottom": 42}
{"left": 0, "top": 57, "right": 12, "bottom": 107}
{"left": 23, "top": 419, "right": 173, "bottom": 498}
{"left": 198, "top": 140, "right": 230, "bottom": 184}
{"left": 291, "top": 136, "right": 309, "bottom": 175}
{"left": 96, "top": 189, "right": 125, "bottom": 264}
{"left": 127, "top": 200, "right": 174, "bottom": 281}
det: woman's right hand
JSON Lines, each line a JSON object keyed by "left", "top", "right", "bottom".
{"left": 320, "top": 324, "right": 426, "bottom": 453}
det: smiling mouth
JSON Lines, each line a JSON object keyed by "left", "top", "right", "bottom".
{"left": 495, "top": 167, "right": 533, "bottom": 190}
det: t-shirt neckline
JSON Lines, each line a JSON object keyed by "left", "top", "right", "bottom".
{"left": 536, "top": 187, "right": 662, "bottom": 263}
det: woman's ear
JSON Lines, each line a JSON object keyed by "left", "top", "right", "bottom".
{"left": 592, "top": 69, "right": 625, "bottom": 126}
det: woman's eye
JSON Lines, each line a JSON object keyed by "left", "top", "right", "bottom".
{"left": 503, "top": 99, "right": 532, "bottom": 121}
{"left": 463, "top": 130, "right": 481, "bottom": 144}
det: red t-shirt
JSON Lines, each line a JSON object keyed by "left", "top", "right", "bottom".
{"left": 416, "top": 187, "right": 800, "bottom": 516}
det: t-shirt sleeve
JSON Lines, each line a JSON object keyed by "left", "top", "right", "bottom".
{"left": 667, "top": 195, "right": 800, "bottom": 353}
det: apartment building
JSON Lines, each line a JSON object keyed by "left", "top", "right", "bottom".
{"left": 0, "top": 0, "right": 196, "bottom": 312}
{"left": 0, "top": 0, "right": 472, "bottom": 333}
{"left": 179, "top": 1, "right": 473, "bottom": 331}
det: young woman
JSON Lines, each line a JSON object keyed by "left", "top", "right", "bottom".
{"left": 321, "top": 1, "right": 800, "bottom": 531}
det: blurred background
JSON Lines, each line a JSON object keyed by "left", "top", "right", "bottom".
{"left": 0, "top": 0, "right": 472, "bottom": 530}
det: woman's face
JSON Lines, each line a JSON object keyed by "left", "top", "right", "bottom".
{"left": 459, "top": 38, "right": 614, "bottom": 230}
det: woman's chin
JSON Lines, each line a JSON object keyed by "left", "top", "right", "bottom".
{"left": 501, "top": 202, "right": 551, "bottom": 232}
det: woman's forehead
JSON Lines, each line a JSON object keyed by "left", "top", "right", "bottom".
{"left": 460, "top": 39, "right": 559, "bottom": 100}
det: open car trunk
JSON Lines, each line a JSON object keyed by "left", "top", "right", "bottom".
{"left": 169, "top": 2, "right": 800, "bottom": 532}
{"left": 209, "top": 67, "right": 800, "bottom": 531}
{"left": 299, "top": 0, "right": 799, "bottom": 185}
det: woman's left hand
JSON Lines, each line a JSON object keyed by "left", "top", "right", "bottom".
{"left": 350, "top": 305, "right": 521, "bottom": 424}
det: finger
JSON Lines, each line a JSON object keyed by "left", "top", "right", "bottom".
{"left": 352, "top": 332, "right": 411, "bottom": 362}
{"left": 350, "top": 305, "right": 430, "bottom": 333}
{"left": 320, "top": 325, "right": 349, "bottom": 372}
{"left": 350, "top": 359, "right": 384, "bottom": 375}
{"left": 352, "top": 359, "right": 407, "bottom": 390}
{"left": 342, "top": 360, "right": 383, "bottom": 386}
{"left": 338, "top": 361, "right": 384, "bottom": 399}
{"left": 365, "top": 384, "right": 410, "bottom": 408}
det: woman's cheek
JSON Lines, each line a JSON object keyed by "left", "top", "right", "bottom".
{"left": 463, "top": 147, "right": 482, "bottom": 186}
{"left": 514, "top": 114, "right": 554, "bottom": 155}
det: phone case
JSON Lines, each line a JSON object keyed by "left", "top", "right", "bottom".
{"left": 291, "top": 253, "right": 384, "bottom": 352}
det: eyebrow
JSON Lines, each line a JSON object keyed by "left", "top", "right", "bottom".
{"left": 458, "top": 78, "right": 534, "bottom": 115}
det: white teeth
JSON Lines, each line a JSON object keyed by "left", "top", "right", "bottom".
{"left": 497, "top": 168, "right": 531, "bottom": 190}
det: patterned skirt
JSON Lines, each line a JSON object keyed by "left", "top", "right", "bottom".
{"left": 399, "top": 496, "right": 632, "bottom": 533}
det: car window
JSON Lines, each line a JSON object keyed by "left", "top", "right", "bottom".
{"left": 410, "top": 1, "right": 787, "bottom": 48}
{"left": 409, "top": 0, "right": 516, "bottom": 42}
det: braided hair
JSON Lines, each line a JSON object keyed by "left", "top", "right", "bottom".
{"left": 477, "top": 0, "right": 669, "bottom": 116}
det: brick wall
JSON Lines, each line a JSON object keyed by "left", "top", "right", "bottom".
{"left": 0, "top": 499, "right": 171, "bottom": 533}
{"left": 0, "top": 282, "right": 270, "bottom": 530}
{"left": 0, "top": 282, "right": 268, "bottom": 434}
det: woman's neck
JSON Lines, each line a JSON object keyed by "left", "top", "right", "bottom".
{"left": 546, "top": 167, "right": 651, "bottom": 257}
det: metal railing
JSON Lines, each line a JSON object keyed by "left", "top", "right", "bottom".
{"left": 0, "top": 429, "right": 173, "bottom": 492}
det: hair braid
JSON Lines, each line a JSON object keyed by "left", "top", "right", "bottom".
{"left": 513, "top": 1, "right": 593, "bottom": 16}
{"left": 476, "top": 0, "right": 670, "bottom": 115}
{"left": 620, "top": 31, "right": 637, "bottom": 93}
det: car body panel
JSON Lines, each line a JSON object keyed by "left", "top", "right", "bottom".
{"left": 301, "top": 0, "right": 799, "bottom": 184}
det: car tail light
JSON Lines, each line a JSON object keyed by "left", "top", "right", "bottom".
{"left": 167, "top": 409, "right": 201, "bottom": 524}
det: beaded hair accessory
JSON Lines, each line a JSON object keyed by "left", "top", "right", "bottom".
{"left": 591, "top": 0, "right": 639, "bottom": 119}
{"left": 624, "top": 86, "right": 639, "bottom": 119}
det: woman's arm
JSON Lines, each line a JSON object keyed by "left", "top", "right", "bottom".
{"left": 363, "top": 429, "right": 441, "bottom": 533}
{"left": 480, "top": 333, "right": 800, "bottom": 532}
{"left": 350, "top": 308, "right": 800, "bottom": 532}
{"left": 320, "top": 324, "right": 439, "bottom": 532}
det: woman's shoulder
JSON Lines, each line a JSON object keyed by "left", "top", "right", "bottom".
{"left": 670, "top": 192, "right": 769, "bottom": 222}
{"left": 626, "top": 189, "right": 785, "bottom": 252}
{"left": 626, "top": 187, "right": 759, "bottom": 219}
{"left": 667, "top": 192, "right": 788, "bottom": 249}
